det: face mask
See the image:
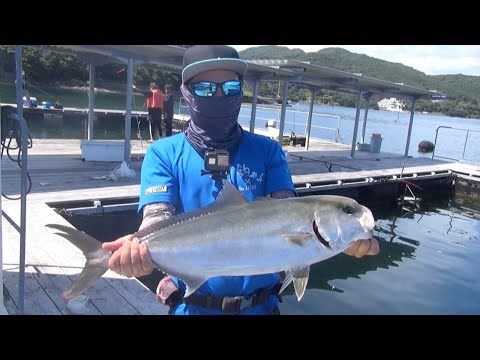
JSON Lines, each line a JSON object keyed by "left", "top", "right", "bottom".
{"left": 181, "top": 84, "right": 243, "bottom": 157}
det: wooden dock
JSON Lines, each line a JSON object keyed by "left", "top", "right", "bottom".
{"left": 2, "top": 136, "right": 480, "bottom": 315}
{"left": 1, "top": 102, "right": 191, "bottom": 123}
{"left": 1, "top": 139, "right": 166, "bottom": 315}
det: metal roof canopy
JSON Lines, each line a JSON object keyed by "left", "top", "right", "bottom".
{"left": 17, "top": 46, "right": 447, "bottom": 161}
{"left": 248, "top": 59, "right": 446, "bottom": 158}
{"left": 28, "top": 45, "right": 186, "bottom": 71}
{"left": 249, "top": 59, "right": 444, "bottom": 100}
{"left": 20, "top": 45, "right": 306, "bottom": 162}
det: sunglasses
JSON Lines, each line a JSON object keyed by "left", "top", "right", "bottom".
{"left": 189, "top": 80, "right": 242, "bottom": 97}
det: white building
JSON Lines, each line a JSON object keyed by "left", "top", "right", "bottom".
{"left": 377, "top": 97, "right": 405, "bottom": 112}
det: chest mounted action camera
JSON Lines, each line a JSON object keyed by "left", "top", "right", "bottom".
{"left": 201, "top": 148, "right": 230, "bottom": 180}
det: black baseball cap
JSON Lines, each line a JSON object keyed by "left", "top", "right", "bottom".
{"left": 182, "top": 45, "right": 248, "bottom": 84}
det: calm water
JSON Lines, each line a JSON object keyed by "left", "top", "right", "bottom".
{"left": 279, "top": 194, "right": 480, "bottom": 315}
{"left": 14, "top": 101, "right": 184, "bottom": 141}
{"left": 16, "top": 100, "right": 480, "bottom": 162}
{"left": 238, "top": 103, "right": 480, "bottom": 163}
{"left": 25, "top": 113, "right": 153, "bottom": 141}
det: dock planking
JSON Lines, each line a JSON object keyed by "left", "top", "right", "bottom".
{"left": 2, "top": 134, "right": 480, "bottom": 315}
{"left": 2, "top": 195, "right": 168, "bottom": 315}
{"left": 1, "top": 102, "right": 149, "bottom": 118}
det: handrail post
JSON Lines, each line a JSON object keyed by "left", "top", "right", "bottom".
{"left": 124, "top": 58, "right": 134, "bottom": 163}
{"left": 462, "top": 130, "right": 470, "bottom": 161}
{"left": 13, "top": 45, "right": 29, "bottom": 315}
{"left": 350, "top": 90, "right": 363, "bottom": 158}
{"left": 305, "top": 89, "right": 315, "bottom": 150}
{"left": 249, "top": 80, "right": 259, "bottom": 133}
{"left": 404, "top": 97, "right": 417, "bottom": 157}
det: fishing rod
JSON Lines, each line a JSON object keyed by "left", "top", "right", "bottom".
{"left": 28, "top": 83, "right": 56, "bottom": 99}
{"left": 132, "top": 87, "right": 144, "bottom": 149}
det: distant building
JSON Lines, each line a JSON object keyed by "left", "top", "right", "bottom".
{"left": 377, "top": 97, "right": 404, "bottom": 112}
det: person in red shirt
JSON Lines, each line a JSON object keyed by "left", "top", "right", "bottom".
{"left": 133, "top": 82, "right": 164, "bottom": 141}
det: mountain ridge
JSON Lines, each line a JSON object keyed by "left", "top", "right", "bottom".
{"left": 238, "top": 46, "right": 480, "bottom": 118}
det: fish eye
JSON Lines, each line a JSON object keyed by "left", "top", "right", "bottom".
{"left": 343, "top": 205, "right": 355, "bottom": 214}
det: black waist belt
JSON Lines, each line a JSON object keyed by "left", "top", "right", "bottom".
{"left": 167, "top": 283, "right": 282, "bottom": 314}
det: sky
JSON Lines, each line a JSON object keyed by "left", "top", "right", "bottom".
{"left": 229, "top": 45, "right": 480, "bottom": 76}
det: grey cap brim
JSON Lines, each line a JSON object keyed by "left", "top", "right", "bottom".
{"left": 182, "top": 58, "right": 248, "bottom": 84}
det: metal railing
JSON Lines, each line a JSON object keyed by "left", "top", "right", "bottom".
{"left": 178, "top": 99, "right": 343, "bottom": 144}
{"left": 240, "top": 105, "right": 342, "bottom": 143}
{"left": 179, "top": 97, "right": 189, "bottom": 117}
{"left": 1, "top": 110, "right": 30, "bottom": 315}
{"left": 432, "top": 125, "right": 480, "bottom": 163}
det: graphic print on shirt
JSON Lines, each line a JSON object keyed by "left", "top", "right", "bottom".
{"left": 236, "top": 163, "right": 264, "bottom": 192}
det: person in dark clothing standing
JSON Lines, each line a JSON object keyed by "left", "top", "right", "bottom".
{"left": 163, "top": 84, "right": 175, "bottom": 137}
{"left": 133, "top": 82, "right": 164, "bottom": 141}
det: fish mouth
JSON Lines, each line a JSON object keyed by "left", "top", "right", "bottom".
{"left": 313, "top": 220, "right": 331, "bottom": 249}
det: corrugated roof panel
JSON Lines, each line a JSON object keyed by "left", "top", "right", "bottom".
{"left": 25, "top": 46, "right": 445, "bottom": 100}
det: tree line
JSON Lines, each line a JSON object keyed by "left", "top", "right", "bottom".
{"left": 1, "top": 45, "right": 479, "bottom": 119}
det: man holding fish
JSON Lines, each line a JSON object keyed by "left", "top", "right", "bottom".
{"left": 101, "top": 45, "right": 379, "bottom": 315}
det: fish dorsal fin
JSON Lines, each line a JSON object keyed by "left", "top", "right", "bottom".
{"left": 134, "top": 180, "right": 248, "bottom": 239}
{"left": 211, "top": 179, "right": 249, "bottom": 210}
{"left": 279, "top": 267, "right": 310, "bottom": 301}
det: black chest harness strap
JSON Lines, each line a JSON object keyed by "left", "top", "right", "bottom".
{"left": 166, "top": 282, "right": 283, "bottom": 314}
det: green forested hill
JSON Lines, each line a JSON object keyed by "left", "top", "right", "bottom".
{"left": 238, "top": 45, "right": 306, "bottom": 60}
{"left": 240, "top": 46, "right": 478, "bottom": 101}
{"left": 239, "top": 46, "right": 480, "bottom": 118}
{"left": 240, "top": 46, "right": 429, "bottom": 87}
{"left": 428, "top": 74, "right": 480, "bottom": 101}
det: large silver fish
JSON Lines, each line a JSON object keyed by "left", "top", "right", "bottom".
{"left": 46, "top": 180, "right": 375, "bottom": 302}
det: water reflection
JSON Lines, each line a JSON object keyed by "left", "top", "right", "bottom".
{"left": 21, "top": 112, "right": 152, "bottom": 140}
{"left": 280, "top": 194, "right": 480, "bottom": 314}
{"left": 283, "top": 220, "right": 419, "bottom": 296}
{"left": 307, "top": 201, "right": 453, "bottom": 289}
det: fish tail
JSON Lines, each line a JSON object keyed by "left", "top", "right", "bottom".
{"left": 61, "top": 257, "right": 110, "bottom": 300}
{"left": 46, "top": 224, "right": 111, "bottom": 299}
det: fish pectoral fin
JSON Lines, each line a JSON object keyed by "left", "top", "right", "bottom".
{"left": 282, "top": 233, "right": 312, "bottom": 246}
{"left": 181, "top": 275, "right": 208, "bottom": 298}
{"left": 282, "top": 267, "right": 310, "bottom": 301}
